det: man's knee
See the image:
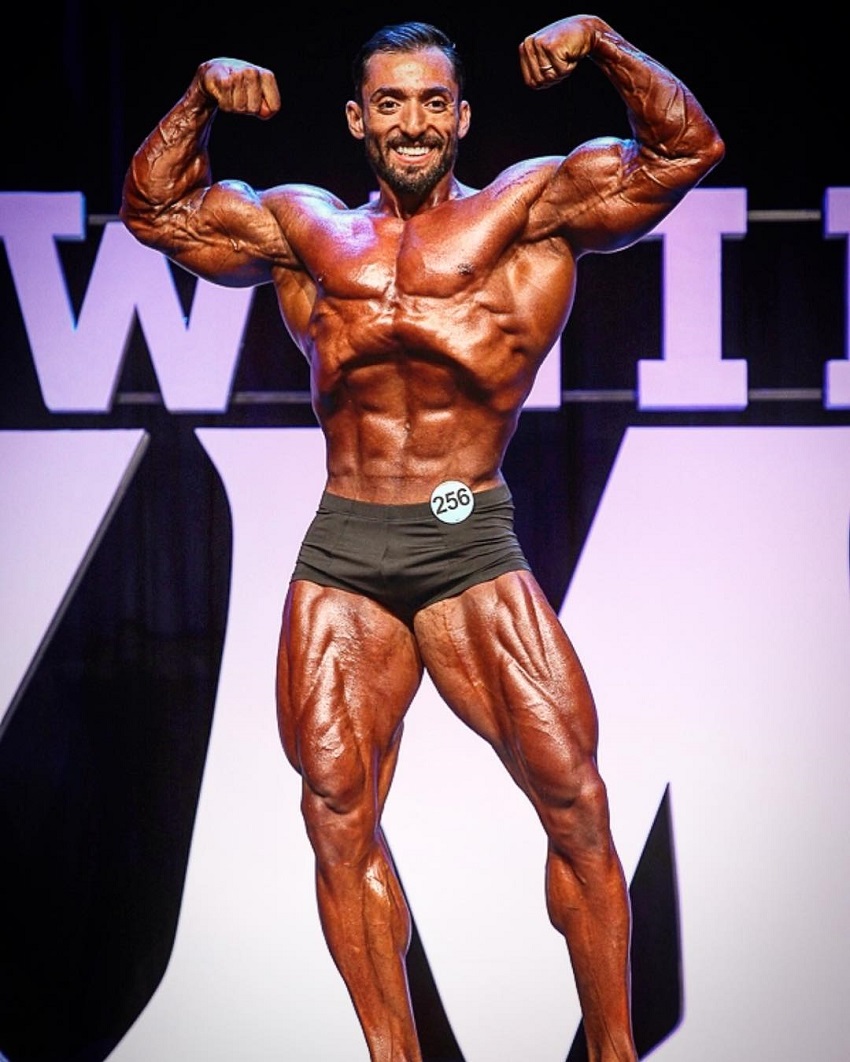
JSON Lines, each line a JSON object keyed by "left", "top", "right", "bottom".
{"left": 300, "top": 764, "right": 377, "bottom": 867}
{"left": 540, "top": 765, "right": 614, "bottom": 859}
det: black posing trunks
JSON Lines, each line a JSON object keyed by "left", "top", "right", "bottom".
{"left": 290, "top": 483, "right": 531, "bottom": 625}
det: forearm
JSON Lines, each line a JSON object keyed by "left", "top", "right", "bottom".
{"left": 587, "top": 18, "right": 724, "bottom": 173}
{"left": 120, "top": 73, "right": 216, "bottom": 241}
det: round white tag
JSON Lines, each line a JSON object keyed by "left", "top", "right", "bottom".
{"left": 430, "top": 480, "right": 475, "bottom": 524}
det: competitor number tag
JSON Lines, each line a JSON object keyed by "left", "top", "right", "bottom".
{"left": 430, "top": 480, "right": 474, "bottom": 524}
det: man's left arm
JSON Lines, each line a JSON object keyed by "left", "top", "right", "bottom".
{"left": 519, "top": 14, "right": 725, "bottom": 254}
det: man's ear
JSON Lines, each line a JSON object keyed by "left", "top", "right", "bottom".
{"left": 458, "top": 100, "right": 471, "bottom": 139}
{"left": 345, "top": 100, "right": 365, "bottom": 140}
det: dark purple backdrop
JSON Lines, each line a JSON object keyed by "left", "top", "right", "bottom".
{"left": 2, "top": 5, "right": 848, "bottom": 1060}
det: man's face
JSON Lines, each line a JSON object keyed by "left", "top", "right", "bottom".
{"left": 346, "top": 47, "right": 470, "bottom": 198}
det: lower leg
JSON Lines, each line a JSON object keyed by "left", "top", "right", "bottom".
{"left": 546, "top": 787, "right": 638, "bottom": 1062}
{"left": 313, "top": 820, "right": 421, "bottom": 1062}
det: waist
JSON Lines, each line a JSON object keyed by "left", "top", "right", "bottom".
{"left": 317, "top": 483, "right": 514, "bottom": 522}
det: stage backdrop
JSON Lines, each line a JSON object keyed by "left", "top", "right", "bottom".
{"left": 2, "top": 7, "right": 850, "bottom": 1057}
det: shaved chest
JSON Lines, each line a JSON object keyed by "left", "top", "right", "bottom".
{"left": 302, "top": 203, "right": 518, "bottom": 301}
{"left": 276, "top": 192, "right": 574, "bottom": 385}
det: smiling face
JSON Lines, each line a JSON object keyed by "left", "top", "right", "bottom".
{"left": 346, "top": 47, "right": 471, "bottom": 200}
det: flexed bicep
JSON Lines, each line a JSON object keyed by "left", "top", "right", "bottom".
{"left": 144, "top": 179, "right": 292, "bottom": 287}
{"left": 121, "top": 57, "right": 289, "bottom": 286}
{"left": 549, "top": 135, "right": 697, "bottom": 256}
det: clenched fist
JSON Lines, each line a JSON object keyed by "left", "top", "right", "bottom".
{"left": 196, "top": 57, "right": 281, "bottom": 118}
{"left": 519, "top": 14, "right": 604, "bottom": 89}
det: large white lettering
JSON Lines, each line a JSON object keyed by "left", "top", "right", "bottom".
{"left": 0, "top": 192, "right": 253, "bottom": 412}
{"left": 638, "top": 188, "right": 748, "bottom": 409}
{"left": 824, "top": 187, "right": 850, "bottom": 408}
{"left": 5, "top": 189, "right": 850, "bottom": 413}
{"left": 524, "top": 339, "right": 562, "bottom": 410}
{"left": 0, "top": 429, "right": 148, "bottom": 733}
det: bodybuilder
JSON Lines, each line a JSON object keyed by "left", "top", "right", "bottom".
{"left": 121, "top": 14, "right": 723, "bottom": 1060}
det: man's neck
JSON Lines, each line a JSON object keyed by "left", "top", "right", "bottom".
{"left": 371, "top": 173, "right": 470, "bottom": 219}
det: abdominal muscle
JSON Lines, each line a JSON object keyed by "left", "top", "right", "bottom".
{"left": 314, "top": 347, "right": 526, "bottom": 505}
{"left": 291, "top": 223, "right": 569, "bottom": 504}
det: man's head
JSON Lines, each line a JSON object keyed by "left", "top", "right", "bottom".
{"left": 346, "top": 22, "right": 470, "bottom": 200}
{"left": 351, "top": 22, "right": 465, "bottom": 101}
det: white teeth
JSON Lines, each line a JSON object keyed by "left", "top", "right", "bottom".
{"left": 396, "top": 146, "right": 429, "bottom": 156}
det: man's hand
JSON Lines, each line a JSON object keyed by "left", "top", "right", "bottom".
{"left": 196, "top": 58, "right": 281, "bottom": 118}
{"left": 518, "top": 15, "right": 602, "bottom": 89}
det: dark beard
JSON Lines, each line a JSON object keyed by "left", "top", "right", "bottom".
{"left": 365, "top": 134, "right": 458, "bottom": 197}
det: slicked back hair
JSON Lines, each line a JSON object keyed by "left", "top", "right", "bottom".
{"left": 351, "top": 21, "right": 465, "bottom": 101}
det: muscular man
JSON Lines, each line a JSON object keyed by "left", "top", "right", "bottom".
{"left": 121, "top": 15, "right": 723, "bottom": 1061}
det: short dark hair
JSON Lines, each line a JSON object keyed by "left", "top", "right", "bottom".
{"left": 351, "top": 21, "right": 465, "bottom": 100}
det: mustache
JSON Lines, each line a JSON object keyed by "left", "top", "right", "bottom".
{"left": 386, "top": 134, "right": 444, "bottom": 150}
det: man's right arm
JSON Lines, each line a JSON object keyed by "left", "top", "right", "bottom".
{"left": 120, "top": 59, "right": 291, "bottom": 287}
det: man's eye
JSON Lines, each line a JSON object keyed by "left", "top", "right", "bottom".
{"left": 376, "top": 100, "right": 399, "bottom": 113}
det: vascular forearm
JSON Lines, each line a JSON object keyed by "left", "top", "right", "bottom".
{"left": 588, "top": 18, "right": 723, "bottom": 169}
{"left": 120, "top": 76, "right": 216, "bottom": 236}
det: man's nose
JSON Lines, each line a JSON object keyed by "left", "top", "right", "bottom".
{"left": 398, "top": 102, "right": 428, "bottom": 136}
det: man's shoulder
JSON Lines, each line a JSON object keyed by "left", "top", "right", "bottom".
{"left": 261, "top": 182, "right": 350, "bottom": 215}
{"left": 486, "top": 156, "right": 567, "bottom": 196}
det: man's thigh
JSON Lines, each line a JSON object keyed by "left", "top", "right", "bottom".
{"left": 413, "top": 570, "right": 599, "bottom": 785}
{"left": 277, "top": 580, "right": 424, "bottom": 782}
